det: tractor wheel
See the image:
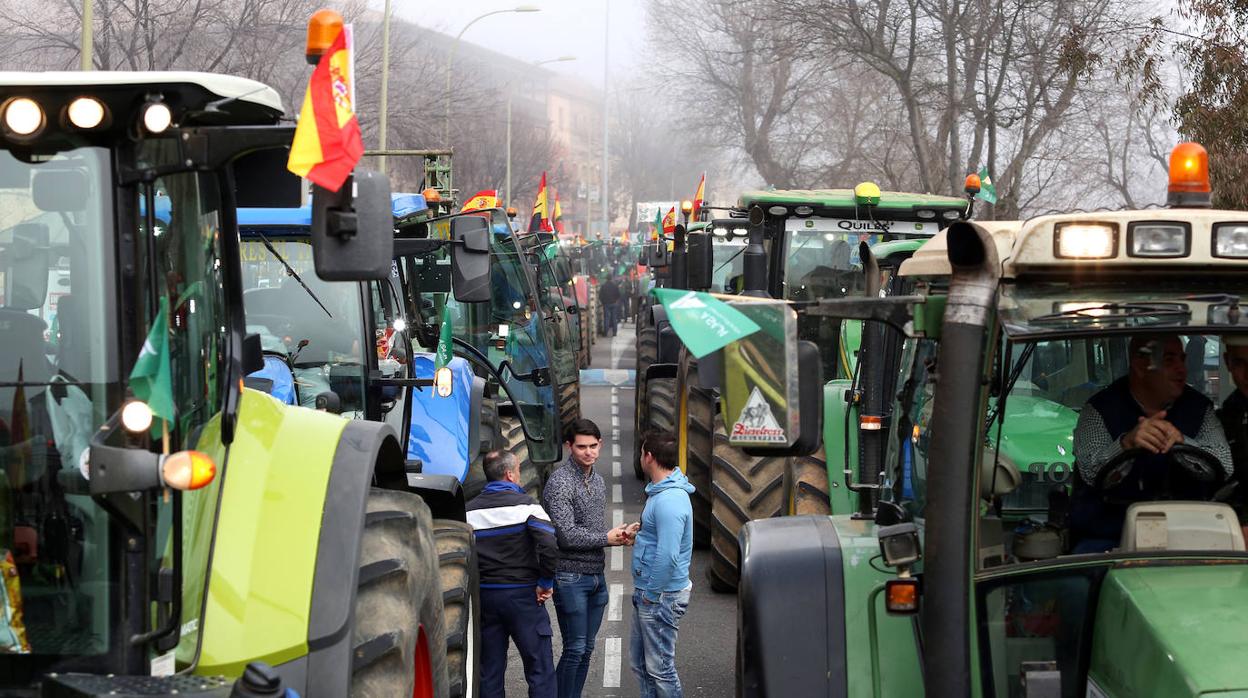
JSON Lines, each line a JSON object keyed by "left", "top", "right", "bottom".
{"left": 680, "top": 354, "right": 714, "bottom": 549}
{"left": 434, "top": 519, "right": 481, "bottom": 698}
{"left": 462, "top": 397, "right": 499, "bottom": 502}
{"left": 790, "top": 447, "right": 832, "bottom": 516}
{"left": 708, "top": 420, "right": 787, "bottom": 594}
{"left": 633, "top": 326, "right": 658, "bottom": 479}
{"left": 499, "top": 413, "right": 541, "bottom": 498}
{"left": 350, "top": 488, "right": 448, "bottom": 698}
{"left": 558, "top": 381, "right": 580, "bottom": 435}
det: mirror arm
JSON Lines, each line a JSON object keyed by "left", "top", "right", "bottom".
{"left": 802, "top": 296, "right": 925, "bottom": 336}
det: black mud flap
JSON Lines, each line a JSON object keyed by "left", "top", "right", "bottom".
{"left": 738, "top": 516, "right": 846, "bottom": 698}
{"left": 406, "top": 472, "right": 467, "bottom": 523}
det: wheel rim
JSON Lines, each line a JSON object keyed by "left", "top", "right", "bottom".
{"left": 413, "top": 625, "right": 433, "bottom": 698}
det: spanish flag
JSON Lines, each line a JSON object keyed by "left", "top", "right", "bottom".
{"left": 554, "top": 191, "right": 565, "bottom": 234}
{"left": 662, "top": 206, "right": 677, "bottom": 234}
{"left": 461, "top": 190, "right": 501, "bottom": 213}
{"left": 287, "top": 26, "right": 364, "bottom": 193}
{"left": 530, "top": 172, "right": 552, "bottom": 233}
{"left": 692, "top": 173, "right": 706, "bottom": 220}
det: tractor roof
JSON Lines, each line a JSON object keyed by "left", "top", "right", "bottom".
{"left": 0, "top": 71, "right": 284, "bottom": 121}
{"left": 736, "top": 188, "right": 968, "bottom": 214}
{"left": 898, "top": 221, "right": 1020, "bottom": 278}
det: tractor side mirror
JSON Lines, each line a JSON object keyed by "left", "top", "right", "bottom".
{"left": 310, "top": 168, "right": 394, "bottom": 281}
{"left": 450, "top": 215, "right": 491, "bottom": 303}
{"left": 646, "top": 242, "right": 670, "bottom": 268}
{"left": 687, "top": 232, "right": 713, "bottom": 290}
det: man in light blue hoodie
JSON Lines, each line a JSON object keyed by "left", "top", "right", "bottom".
{"left": 629, "top": 430, "right": 695, "bottom": 698}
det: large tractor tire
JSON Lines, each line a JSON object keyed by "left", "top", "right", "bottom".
{"left": 790, "top": 447, "right": 832, "bottom": 516}
{"left": 678, "top": 353, "right": 713, "bottom": 549}
{"left": 708, "top": 421, "right": 787, "bottom": 594}
{"left": 350, "top": 488, "right": 448, "bottom": 698}
{"left": 434, "top": 520, "right": 481, "bottom": 698}
{"left": 462, "top": 397, "right": 500, "bottom": 502}
{"left": 633, "top": 326, "right": 658, "bottom": 479}
{"left": 557, "top": 381, "right": 580, "bottom": 436}
{"left": 498, "top": 412, "right": 541, "bottom": 498}
{"left": 639, "top": 375, "right": 676, "bottom": 447}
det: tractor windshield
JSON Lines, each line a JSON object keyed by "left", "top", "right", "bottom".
{"left": 0, "top": 147, "right": 119, "bottom": 672}
{"left": 239, "top": 235, "right": 367, "bottom": 417}
{"left": 710, "top": 240, "right": 746, "bottom": 293}
{"left": 0, "top": 143, "right": 232, "bottom": 678}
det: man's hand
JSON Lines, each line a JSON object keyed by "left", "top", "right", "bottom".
{"left": 607, "top": 525, "right": 635, "bottom": 546}
{"left": 536, "top": 586, "right": 553, "bottom": 604}
{"left": 625, "top": 522, "right": 641, "bottom": 540}
{"left": 1122, "top": 412, "right": 1184, "bottom": 454}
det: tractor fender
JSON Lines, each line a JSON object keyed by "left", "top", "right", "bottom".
{"left": 407, "top": 354, "right": 476, "bottom": 482}
{"left": 405, "top": 472, "right": 467, "bottom": 523}
{"left": 644, "top": 362, "right": 678, "bottom": 382}
{"left": 738, "top": 516, "right": 847, "bottom": 698}
{"left": 650, "top": 302, "right": 667, "bottom": 327}
{"left": 299, "top": 419, "right": 410, "bottom": 696}
{"left": 656, "top": 321, "right": 680, "bottom": 365}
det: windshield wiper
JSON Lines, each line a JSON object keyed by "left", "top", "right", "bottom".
{"left": 714, "top": 246, "right": 746, "bottom": 275}
{"left": 1031, "top": 302, "right": 1190, "bottom": 325}
{"left": 255, "top": 230, "right": 333, "bottom": 319}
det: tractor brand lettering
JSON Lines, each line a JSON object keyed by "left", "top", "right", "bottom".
{"left": 731, "top": 386, "right": 786, "bottom": 443}
{"left": 837, "top": 219, "right": 892, "bottom": 233}
{"left": 1026, "top": 461, "right": 1074, "bottom": 483}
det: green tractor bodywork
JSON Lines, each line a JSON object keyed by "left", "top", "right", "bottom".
{"left": 691, "top": 188, "right": 973, "bottom": 591}
{"left": 0, "top": 73, "right": 469, "bottom": 696}
{"left": 737, "top": 212, "right": 1248, "bottom": 697}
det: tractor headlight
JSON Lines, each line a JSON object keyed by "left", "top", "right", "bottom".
{"left": 67, "top": 97, "right": 107, "bottom": 129}
{"left": 1128, "top": 222, "right": 1189, "bottom": 258}
{"left": 1054, "top": 222, "right": 1117, "bottom": 259}
{"left": 4, "top": 97, "right": 45, "bottom": 138}
{"left": 142, "top": 101, "right": 173, "bottom": 134}
{"left": 1213, "top": 224, "right": 1248, "bottom": 259}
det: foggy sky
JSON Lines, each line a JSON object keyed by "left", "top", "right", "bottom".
{"left": 400, "top": 0, "right": 648, "bottom": 89}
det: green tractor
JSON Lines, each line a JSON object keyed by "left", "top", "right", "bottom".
{"left": 0, "top": 67, "right": 486, "bottom": 695}
{"left": 520, "top": 231, "right": 584, "bottom": 439}
{"left": 736, "top": 145, "right": 1248, "bottom": 696}
{"left": 665, "top": 186, "right": 975, "bottom": 591}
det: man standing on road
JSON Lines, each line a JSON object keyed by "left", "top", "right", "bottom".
{"left": 467, "top": 451, "right": 560, "bottom": 698}
{"left": 543, "top": 419, "right": 635, "bottom": 698}
{"left": 599, "top": 275, "right": 622, "bottom": 337}
{"left": 629, "top": 430, "right": 695, "bottom": 698}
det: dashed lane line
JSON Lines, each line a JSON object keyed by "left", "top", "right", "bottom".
{"left": 611, "top": 509, "right": 624, "bottom": 571}
{"left": 612, "top": 443, "right": 621, "bottom": 457}
{"left": 612, "top": 461, "right": 621, "bottom": 478}
{"left": 608, "top": 583, "right": 624, "bottom": 621}
{"left": 603, "top": 637, "right": 622, "bottom": 688}
{"left": 612, "top": 484, "right": 622, "bottom": 503}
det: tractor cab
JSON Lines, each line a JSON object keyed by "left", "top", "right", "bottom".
{"left": 0, "top": 68, "right": 411, "bottom": 693}
{"left": 736, "top": 144, "right": 1248, "bottom": 698}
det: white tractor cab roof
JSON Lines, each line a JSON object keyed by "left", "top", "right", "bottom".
{"left": 898, "top": 220, "right": 1020, "bottom": 278}
{"left": 0, "top": 71, "right": 284, "bottom": 114}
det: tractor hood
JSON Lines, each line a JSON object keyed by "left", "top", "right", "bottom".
{"left": 1088, "top": 564, "right": 1248, "bottom": 696}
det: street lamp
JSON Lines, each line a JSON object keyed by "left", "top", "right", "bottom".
{"left": 445, "top": 6, "right": 541, "bottom": 146}
{"left": 507, "top": 55, "right": 576, "bottom": 205}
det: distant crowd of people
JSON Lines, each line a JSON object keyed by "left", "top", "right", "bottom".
{"left": 467, "top": 419, "right": 695, "bottom": 698}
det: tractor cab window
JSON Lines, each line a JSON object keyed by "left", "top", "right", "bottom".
{"left": 885, "top": 337, "right": 940, "bottom": 521}
{"left": 239, "top": 235, "right": 366, "bottom": 416}
{"left": 710, "top": 239, "right": 745, "bottom": 293}
{"left": 0, "top": 147, "right": 117, "bottom": 669}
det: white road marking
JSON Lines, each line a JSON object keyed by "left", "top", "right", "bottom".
{"left": 608, "top": 583, "right": 624, "bottom": 621}
{"left": 611, "top": 509, "right": 624, "bottom": 570}
{"left": 603, "top": 637, "right": 622, "bottom": 688}
{"left": 612, "top": 461, "right": 621, "bottom": 478}
{"left": 612, "top": 416, "right": 620, "bottom": 427}
{"left": 613, "top": 484, "right": 622, "bottom": 503}
{"left": 612, "top": 443, "right": 621, "bottom": 457}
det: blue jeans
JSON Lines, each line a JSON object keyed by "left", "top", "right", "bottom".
{"left": 629, "top": 587, "right": 691, "bottom": 698}
{"left": 603, "top": 301, "right": 620, "bottom": 335}
{"left": 552, "top": 571, "right": 609, "bottom": 698}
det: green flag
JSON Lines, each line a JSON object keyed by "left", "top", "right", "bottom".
{"left": 976, "top": 166, "right": 998, "bottom": 204}
{"left": 650, "top": 288, "right": 761, "bottom": 358}
{"left": 652, "top": 207, "right": 662, "bottom": 238}
{"left": 434, "top": 303, "right": 454, "bottom": 370}
{"left": 129, "top": 296, "right": 175, "bottom": 424}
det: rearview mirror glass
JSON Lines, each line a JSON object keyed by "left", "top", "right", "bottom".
{"left": 1, "top": 223, "right": 50, "bottom": 309}
{"left": 450, "top": 215, "right": 490, "bottom": 303}
{"left": 33, "top": 170, "right": 87, "bottom": 212}
{"left": 310, "top": 168, "right": 394, "bottom": 281}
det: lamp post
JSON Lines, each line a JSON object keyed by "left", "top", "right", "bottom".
{"left": 377, "top": 0, "right": 393, "bottom": 173}
{"left": 445, "top": 6, "right": 541, "bottom": 146}
{"left": 600, "top": 0, "right": 610, "bottom": 238}
{"left": 80, "top": 0, "right": 93, "bottom": 70}
{"left": 508, "top": 55, "right": 576, "bottom": 205}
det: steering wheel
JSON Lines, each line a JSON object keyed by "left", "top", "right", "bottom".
{"left": 1095, "top": 444, "right": 1226, "bottom": 492}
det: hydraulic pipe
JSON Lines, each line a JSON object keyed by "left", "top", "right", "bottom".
{"left": 920, "top": 220, "right": 1000, "bottom": 697}
{"left": 742, "top": 205, "right": 768, "bottom": 297}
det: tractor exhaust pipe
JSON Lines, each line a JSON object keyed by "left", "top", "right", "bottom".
{"left": 742, "top": 205, "right": 768, "bottom": 297}
{"left": 921, "top": 221, "right": 1000, "bottom": 696}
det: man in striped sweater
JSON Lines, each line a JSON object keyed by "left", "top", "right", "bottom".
{"left": 467, "top": 450, "right": 561, "bottom": 698}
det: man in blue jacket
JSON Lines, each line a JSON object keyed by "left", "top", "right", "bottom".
{"left": 467, "top": 450, "right": 561, "bottom": 698}
{"left": 629, "top": 430, "right": 695, "bottom": 698}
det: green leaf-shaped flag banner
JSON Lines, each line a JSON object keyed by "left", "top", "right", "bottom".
{"left": 650, "top": 288, "right": 761, "bottom": 358}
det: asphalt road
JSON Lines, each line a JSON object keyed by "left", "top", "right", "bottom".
{"left": 502, "top": 318, "right": 736, "bottom": 697}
